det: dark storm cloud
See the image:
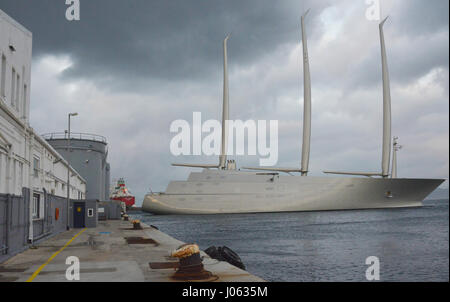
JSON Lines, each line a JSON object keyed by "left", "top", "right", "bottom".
{"left": 1, "top": 0, "right": 448, "bottom": 90}
{"left": 343, "top": 26, "right": 449, "bottom": 91}
{"left": 394, "top": 0, "right": 449, "bottom": 34}
{"left": 1, "top": 0, "right": 328, "bottom": 85}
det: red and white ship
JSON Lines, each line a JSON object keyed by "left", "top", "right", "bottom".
{"left": 110, "top": 178, "right": 135, "bottom": 208}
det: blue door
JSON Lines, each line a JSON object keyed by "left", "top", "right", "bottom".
{"left": 73, "top": 202, "right": 85, "bottom": 228}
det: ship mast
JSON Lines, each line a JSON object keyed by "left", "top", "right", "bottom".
{"left": 243, "top": 12, "right": 310, "bottom": 174}
{"left": 300, "top": 9, "right": 311, "bottom": 176}
{"left": 324, "top": 17, "right": 393, "bottom": 178}
{"left": 219, "top": 34, "right": 231, "bottom": 170}
{"left": 172, "top": 35, "right": 232, "bottom": 170}
{"left": 380, "top": 16, "right": 392, "bottom": 178}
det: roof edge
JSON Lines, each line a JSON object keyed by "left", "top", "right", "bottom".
{"left": 0, "top": 8, "right": 33, "bottom": 37}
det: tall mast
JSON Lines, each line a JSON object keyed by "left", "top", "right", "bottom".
{"left": 219, "top": 34, "right": 230, "bottom": 170}
{"left": 379, "top": 17, "right": 392, "bottom": 178}
{"left": 300, "top": 10, "right": 311, "bottom": 176}
{"left": 172, "top": 36, "right": 230, "bottom": 170}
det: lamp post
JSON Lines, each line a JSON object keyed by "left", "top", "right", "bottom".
{"left": 67, "top": 112, "right": 78, "bottom": 230}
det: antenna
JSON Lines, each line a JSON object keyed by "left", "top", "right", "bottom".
{"left": 391, "top": 136, "right": 402, "bottom": 178}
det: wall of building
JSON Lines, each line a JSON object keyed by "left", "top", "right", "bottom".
{"left": 0, "top": 9, "right": 31, "bottom": 124}
{"left": 0, "top": 85, "right": 87, "bottom": 214}
{"left": 98, "top": 200, "right": 122, "bottom": 221}
{"left": 0, "top": 9, "right": 86, "bottom": 224}
{"left": 81, "top": 199, "right": 98, "bottom": 228}
{"left": 32, "top": 191, "right": 69, "bottom": 240}
{"left": 29, "top": 137, "right": 87, "bottom": 199}
{"left": 0, "top": 8, "right": 32, "bottom": 198}
{"left": 0, "top": 8, "right": 105, "bottom": 265}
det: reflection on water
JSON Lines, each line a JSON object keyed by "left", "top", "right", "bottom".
{"left": 131, "top": 199, "right": 449, "bottom": 281}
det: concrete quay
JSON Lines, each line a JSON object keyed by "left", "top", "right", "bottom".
{"left": 0, "top": 219, "right": 264, "bottom": 282}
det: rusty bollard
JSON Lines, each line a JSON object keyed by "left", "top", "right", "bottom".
{"left": 132, "top": 219, "right": 142, "bottom": 230}
{"left": 171, "top": 244, "right": 213, "bottom": 280}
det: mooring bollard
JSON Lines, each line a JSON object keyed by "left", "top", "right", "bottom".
{"left": 171, "top": 243, "right": 213, "bottom": 280}
{"left": 132, "top": 219, "right": 142, "bottom": 229}
{"left": 123, "top": 214, "right": 129, "bottom": 221}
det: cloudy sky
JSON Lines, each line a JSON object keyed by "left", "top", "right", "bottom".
{"left": 1, "top": 0, "right": 448, "bottom": 204}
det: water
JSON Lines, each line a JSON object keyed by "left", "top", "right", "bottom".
{"left": 131, "top": 199, "right": 449, "bottom": 282}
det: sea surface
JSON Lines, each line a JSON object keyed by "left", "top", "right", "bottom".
{"left": 131, "top": 199, "right": 449, "bottom": 282}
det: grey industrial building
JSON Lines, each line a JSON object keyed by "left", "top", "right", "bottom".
{"left": 43, "top": 133, "right": 111, "bottom": 201}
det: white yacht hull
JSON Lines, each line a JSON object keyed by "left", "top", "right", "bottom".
{"left": 142, "top": 170, "right": 444, "bottom": 215}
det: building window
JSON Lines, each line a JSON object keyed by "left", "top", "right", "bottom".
{"left": 0, "top": 55, "right": 5, "bottom": 97}
{"left": 32, "top": 193, "right": 40, "bottom": 219}
{"left": 18, "top": 162, "right": 23, "bottom": 192}
{"left": 16, "top": 73, "right": 20, "bottom": 109}
{"left": 11, "top": 68, "right": 15, "bottom": 106}
{"left": 23, "top": 84, "right": 27, "bottom": 118}
{"left": 33, "top": 156, "right": 40, "bottom": 178}
{"left": 12, "top": 159, "right": 16, "bottom": 194}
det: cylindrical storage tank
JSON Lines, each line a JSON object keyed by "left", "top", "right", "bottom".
{"left": 43, "top": 133, "right": 111, "bottom": 201}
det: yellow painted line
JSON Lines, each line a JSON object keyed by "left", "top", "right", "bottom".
{"left": 26, "top": 228, "right": 87, "bottom": 282}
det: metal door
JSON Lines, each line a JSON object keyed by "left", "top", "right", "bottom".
{"left": 73, "top": 202, "right": 85, "bottom": 228}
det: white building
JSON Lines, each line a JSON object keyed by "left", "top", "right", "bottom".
{"left": 0, "top": 9, "right": 86, "bottom": 220}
